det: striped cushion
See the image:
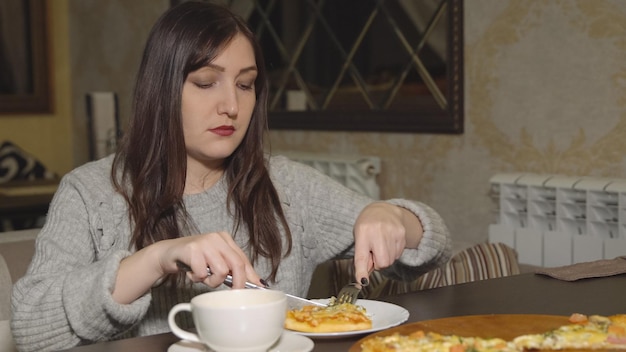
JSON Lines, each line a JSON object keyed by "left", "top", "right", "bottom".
{"left": 328, "top": 242, "right": 520, "bottom": 299}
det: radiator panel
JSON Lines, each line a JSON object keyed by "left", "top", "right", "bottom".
{"left": 278, "top": 152, "right": 381, "bottom": 200}
{"left": 489, "top": 173, "right": 626, "bottom": 267}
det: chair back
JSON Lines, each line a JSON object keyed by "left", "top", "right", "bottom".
{"left": 0, "top": 253, "right": 17, "bottom": 351}
{"left": 0, "top": 254, "right": 11, "bottom": 320}
{"left": 0, "top": 228, "right": 39, "bottom": 352}
{"left": 0, "top": 228, "right": 39, "bottom": 283}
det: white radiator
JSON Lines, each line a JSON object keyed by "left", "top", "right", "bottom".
{"left": 278, "top": 152, "right": 381, "bottom": 200}
{"left": 488, "top": 173, "right": 626, "bottom": 267}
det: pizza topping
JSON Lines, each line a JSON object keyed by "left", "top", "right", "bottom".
{"left": 360, "top": 313, "right": 626, "bottom": 352}
{"left": 513, "top": 313, "right": 626, "bottom": 350}
{"left": 360, "top": 331, "right": 516, "bottom": 352}
{"left": 288, "top": 303, "right": 369, "bottom": 326}
{"left": 284, "top": 302, "right": 372, "bottom": 333}
{"left": 568, "top": 312, "right": 588, "bottom": 324}
{"left": 608, "top": 319, "right": 626, "bottom": 344}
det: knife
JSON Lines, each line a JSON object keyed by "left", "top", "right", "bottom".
{"left": 224, "top": 276, "right": 327, "bottom": 310}
{"left": 176, "top": 261, "right": 326, "bottom": 310}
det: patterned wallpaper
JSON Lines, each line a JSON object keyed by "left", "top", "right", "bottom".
{"left": 270, "top": 0, "right": 626, "bottom": 245}
{"left": 63, "top": 0, "right": 626, "bottom": 245}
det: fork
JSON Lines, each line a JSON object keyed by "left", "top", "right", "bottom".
{"left": 330, "top": 282, "right": 363, "bottom": 306}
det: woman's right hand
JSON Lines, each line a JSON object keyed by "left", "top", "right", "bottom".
{"left": 112, "top": 231, "right": 261, "bottom": 304}
{"left": 157, "top": 231, "right": 261, "bottom": 289}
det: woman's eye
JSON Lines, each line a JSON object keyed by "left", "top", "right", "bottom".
{"left": 238, "top": 82, "right": 255, "bottom": 91}
{"left": 194, "top": 82, "right": 215, "bottom": 89}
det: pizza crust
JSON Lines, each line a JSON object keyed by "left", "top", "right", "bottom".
{"left": 285, "top": 318, "right": 372, "bottom": 333}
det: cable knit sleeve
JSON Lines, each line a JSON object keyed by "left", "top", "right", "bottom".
{"left": 11, "top": 161, "right": 151, "bottom": 352}
{"left": 271, "top": 156, "right": 451, "bottom": 282}
{"left": 379, "top": 198, "right": 452, "bottom": 281}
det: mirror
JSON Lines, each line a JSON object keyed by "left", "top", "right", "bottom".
{"left": 0, "top": 0, "right": 52, "bottom": 114}
{"left": 171, "top": 0, "right": 463, "bottom": 133}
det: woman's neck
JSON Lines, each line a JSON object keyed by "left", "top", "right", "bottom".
{"left": 184, "top": 162, "right": 225, "bottom": 195}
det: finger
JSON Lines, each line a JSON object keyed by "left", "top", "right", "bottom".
{"left": 186, "top": 246, "right": 230, "bottom": 286}
{"left": 370, "top": 246, "right": 393, "bottom": 270}
{"left": 353, "top": 237, "right": 375, "bottom": 284}
{"left": 194, "top": 255, "right": 230, "bottom": 287}
{"left": 224, "top": 257, "right": 247, "bottom": 289}
{"left": 186, "top": 254, "right": 211, "bottom": 282}
{"left": 201, "top": 274, "right": 224, "bottom": 288}
{"left": 242, "top": 261, "right": 263, "bottom": 286}
{"left": 177, "top": 260, "right": 208, "bottom": 282}
{"left": 356, "top": 253, "right": 375, "bottom": 286}
{"left": 217, "top": 232, "right": 261, "bottom": 288}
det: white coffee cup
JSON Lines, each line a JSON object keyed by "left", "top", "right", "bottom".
{"left": 168, "top": 289, "right": 287, "bottom": 352}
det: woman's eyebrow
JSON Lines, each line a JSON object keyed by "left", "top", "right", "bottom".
{"left": 206, "top": 63, "right": 257, "bottom": 74}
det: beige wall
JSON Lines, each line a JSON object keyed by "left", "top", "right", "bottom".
{"left": 270, "top": 0, "right": 626, "bottom": 244}
{"left": 68, "top": 0, "right": 168, "bottom": 166}
{"left": 2, "top": 0, "right": 625, "bottom": 245}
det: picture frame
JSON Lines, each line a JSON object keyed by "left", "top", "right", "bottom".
{"left": 170, "top": 0, "right": 463, "bottom": 134}
{"left": 0, "top": 0, "right": 52, "bottom": 114}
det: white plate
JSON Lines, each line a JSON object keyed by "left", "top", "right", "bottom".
{"left": 290, "top": 299, "right": 409, "bottom": 339}
{"left": 168, "top": 331, "right": 314, "bottom": 352}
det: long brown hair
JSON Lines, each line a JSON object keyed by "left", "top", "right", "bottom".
{"left": 111, "top": 1, "right": 291, "bottom": 282}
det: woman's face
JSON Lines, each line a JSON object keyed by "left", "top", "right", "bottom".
{"left": 181, "top": 33, "right": 257, "bottom": 173}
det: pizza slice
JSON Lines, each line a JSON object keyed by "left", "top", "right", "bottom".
{"left": 512, "top": 313, "right": 626, "bottom": 350}
{"left": 284, "top": 301, "right": 373, "bottom": 333}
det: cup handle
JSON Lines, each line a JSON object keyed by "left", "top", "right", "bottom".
{"left": 168, "top": 303, "right": 200, "bottom": 343}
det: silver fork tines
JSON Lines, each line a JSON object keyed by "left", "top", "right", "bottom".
{"left": 333, "top": 283, "right": 362, "bottom": 305}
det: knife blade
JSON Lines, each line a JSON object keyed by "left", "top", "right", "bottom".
{"left": 221, "top": 272, "right": 327, "bottom": 310}
{"left": 176, "top": 261, "right": 327, "bottom": 310}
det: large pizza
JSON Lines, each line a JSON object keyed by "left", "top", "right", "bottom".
{"left": 353, "top": 313, "right": 626, "bottom": 352}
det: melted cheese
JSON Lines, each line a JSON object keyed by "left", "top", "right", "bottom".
{"left": 361, "top": 313, "right": 626, "bottom": 352}
{"left": 361, "top": 331, "right": 517, "bottom": 352}
{"left": 513, "top": 313, "right": 626, "bottom": 350}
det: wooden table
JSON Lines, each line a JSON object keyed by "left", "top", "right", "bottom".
{"left": 60, "top": 273, "right": 626, "bottom": 352}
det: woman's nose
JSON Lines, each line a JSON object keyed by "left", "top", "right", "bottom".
{"left": 217, "top": 86, "right": 239, "bottom": 117}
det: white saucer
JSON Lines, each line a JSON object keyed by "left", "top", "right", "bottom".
{"left": 168, "top": 331, "right": 314, "bottom": 352}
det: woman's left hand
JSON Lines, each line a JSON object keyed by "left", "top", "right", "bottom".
{"left": 352, "top": 202, "right": 423, "bottom": 284}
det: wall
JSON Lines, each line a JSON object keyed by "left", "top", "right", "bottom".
{"left": 0, "top": 0, "right": 74, "bottom": 176}
{"left": 68, "top": 0, "right": 168, "bottom": 166}
{"left": 4, "top": 0, "right": 624, "bottom": 246}
{"left": 269, "top": 0, "right": 626, "bottom": 244}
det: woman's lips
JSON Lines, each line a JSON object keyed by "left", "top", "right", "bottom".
{"left": 209, "top": 125, "right": 235, "bottom": 136}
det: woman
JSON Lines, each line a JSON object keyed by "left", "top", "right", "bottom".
{"left": 11, "top": 2, "right": 451, "bottom": 351}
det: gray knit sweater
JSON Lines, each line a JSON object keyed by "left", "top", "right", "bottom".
{"left": 11, "top": 155, "right": 450, "bottom": 351}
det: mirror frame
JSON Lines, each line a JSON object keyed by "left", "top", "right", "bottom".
{"left": 0, "top": 0, "right": 52, "bottom": 114}
{"left": 267, "top": 0, "right": 464, "bottom": 134}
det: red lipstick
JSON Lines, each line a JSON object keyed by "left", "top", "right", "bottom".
{"left": 209, "top": 125, "right": 235, "bottom": 136}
